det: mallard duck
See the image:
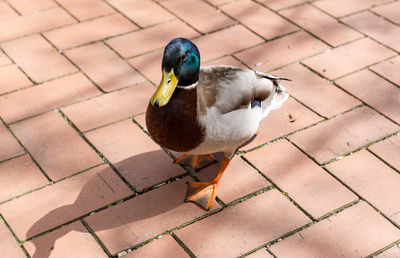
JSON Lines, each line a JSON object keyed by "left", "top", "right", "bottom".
{"left": 146, "top": 38, "right": 289, "bottom": 210}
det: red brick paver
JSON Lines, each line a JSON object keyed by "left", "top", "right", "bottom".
{"left": 204, "top": 55, "right": 248, "bottom": 68}
{"left": 235, "top": 31, "right": 328, "bottom": 72}
{"left": 274, "top": 63, "right": 361, "bottom": 118}
{"left": 57, "top": 0, "right": 114, "bottom": 21}
{"left": 10, "top": 111, "right": 102, "bottom": 180}
{"left": 124, "top": 235, "right": 188, "bottom": 258}
{"left": 0, "top": 155, "right": 48, "bottom": 203}
{"left": 161, "top": 0, "right": 235, "bottom": 34}
{"left": 342, "top": 11, "right": 400, "bottom": 52}
{"left": 0, "top": 221, "right": 25, "bottom": 258}
{"left": 0, "top": 65, "right": 32, "bottom": 95}
{"left": 313, "top": 0, "right": 390, "bottom": 18}
{"left": 376, "top": 244, "right": 400, "bottom": 257}
{"left": 64, "top": 42, "right": 146, "bottom": 92}
{"left": 0, "top": 8, "right": 75, "bottom": 42}
{"left": 245, "top": 140, "right": 357, "bottom": 218}
{"left": 0, "top": 122, "right": 24, "bottom": 162}
{"left": 44, "top": 13, "right": 137, "bottom": 50}
{"left": 1, "top": 1, "right": 400, "bottom": 257}
{"left": 175, "top": 189, "right": 310, "bottom": 257}
{"left": 221, "top": 0, "right": 297, "bottom": 40}
{"left": 62, "top": 82, "right": 153, "bottom": 132}
{"left": 261, "top": 0, "right": 310, "bottom": 10}
{"left": 7, "top": 0, "right": 56, "bottom": 14}
{"left": 207, "top": 0, "right": 230, "bottom": 6}
{"left": 0, "top": 50, "right": 11, "bottom": 66}
{"left": 369, "top": 133, "right": 400, "bottom": 171}
{"left": 24, "top": 221, "right": 108, "bottom": 258}
{"left": 302, "top": 37, "right": 396, "bottom": 80}
{"left": 269, "top": 202, "right": 400, "bottom": 257}
{"left": 116, "top": 149, "right": 187, "bottom": 192}
{"left": 0, "top": 73, "right": 100, "bottom": 124}
{"left": 371, "top": 56, "right": 400, "bottom": 86}
{"left": 1, "top": 34, "right": 77, "bottom": 83}
{"left": 0, "top": 164, "right": 132, "bottom": 240}
{"left": 108, "top": 0, "right": 174, "bottom": 28}
{"left": 288, "top": 106, "right": 398, "bottom": 164}
{"left": 85, "top": 119, "right": 160, "bottom": 164}
{"left": 372, "top": 1, "right": 400, "bottom": 25}
{"left": 85, "top": 178, "right": 213, "bottom": 254}
{"left": 106, "top": 19, "right": 199, "bottom": 58}
{"left": 327, "top": 150, "right": 400, "bottom": 225}
{"left": 194, "top": 24, "right": 264, "bottom": 62}
{"left": 128, "top": 49, "right": 163, "bottom": 84}
{"left": 280, "top": 4, "right": 362, "bottom": 46}
{"left": 132, "top": 113, "right": 147, "bottom": 131}
{"left": 336, "top": 69, "right": 400, "bottom": 123}
{"left": 0, "top": 1, "right": 18, "bottom": 21}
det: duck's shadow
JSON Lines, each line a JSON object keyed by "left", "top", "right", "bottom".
{"left": 26, "top": 149, "right": 221, "bottom": 258}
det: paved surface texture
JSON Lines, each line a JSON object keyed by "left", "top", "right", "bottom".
{"left": 0, "top": 0, "right": 399, "bottom": 257}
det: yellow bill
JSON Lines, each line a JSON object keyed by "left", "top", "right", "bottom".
{"left": 151, "top": 68, "right": 179, "bottom": 108}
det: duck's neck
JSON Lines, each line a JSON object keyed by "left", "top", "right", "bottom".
{"left": 177, "top": 81, "right": 198, "bottom": 89}
{"left": 176, "top": 69, "right": 199, "bottom": 87}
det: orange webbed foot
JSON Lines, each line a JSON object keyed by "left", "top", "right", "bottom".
{"left": 184, "top": 158, "right": 230, "bottom": 210}
{"left": 185, "top": 181, "right": 217, "bottom": 211}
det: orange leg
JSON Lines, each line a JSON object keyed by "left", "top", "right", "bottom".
{"left": 173, "top": 154, "right": 188, "bottom": 164}
{"left": 185, "top": 158, "right": 230, "bottom": 210}
{"left": 207, "top": 154, "right": 216, "bottom": 162}
{"left": 174, "top": 154, "right": 216, "bottom": 169}
{"left": 191, "top": 155, "right": 201, "bottom": 169}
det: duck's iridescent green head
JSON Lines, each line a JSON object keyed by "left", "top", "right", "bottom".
{"left": 151, "top": 38, "right": 200, "bottom": 107}
{"left": 162, "top": 38, "right": 200, "bottom": 86}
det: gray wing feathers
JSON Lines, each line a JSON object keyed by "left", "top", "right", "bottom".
{"left": 198, "top": 66, "right": 289, "bottom": 116}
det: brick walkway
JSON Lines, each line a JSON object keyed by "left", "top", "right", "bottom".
{"left": 1, "top": 0, "right": 400, "bottom": 257}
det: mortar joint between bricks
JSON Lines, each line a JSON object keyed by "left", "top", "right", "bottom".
{"left": 40, "top": 34, "right": 107, "bottom": 94}
{"left": 52, "top": 0, "right": 80, "bottom": 22}
{"left": 0, "top": 48, "right": 37, "bottom": 85}
{"left": 0, "top": 117, "right": 53, "bottom": 182}
{"left": 0, "top": 213, "right": 31, "bottom": 257}
{"left": 239, "top": 154, "right": 316, "bottom": 221}
{"left": 101, "top": 40, "right": 156, "bottom": 87}
{"left": 368, "top": 67, "right": 400, "bottom": 89}
{"left": 321, "top": 129, "right": 400, "bottom": 166}
{"left": 366, "top": 238, "right": 400, "bottom": 257}
{"left": 263, "top": 199, "right": 364, "bottom": 255}
{"left": 288, "top": 133, "right": 400, "bottom": 230}
{"left": 81, "top": 219, "right": 113, "bottom": 257}
{"left": 21, "top": 193, "right": 136, "bottom": 244}
{"left": 367, "top": 148, "right": 400, "bottom": 175}
{"left": 330, "top": 81, "right": 400, "bottom": 127}
{"left": 171, "top": 232, "right": 197, "bottom": 258}
{"left": 113, "top": 230, "right": 179, "bottom": 257}
{"left": 150, "top": 0, "right": 204, "bottom": 35}
{"left": 55, "top": 109, "right": 137, "bottom": 192}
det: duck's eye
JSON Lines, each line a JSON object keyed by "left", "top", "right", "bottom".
{"left": 181, "top": 53, "right": 188, "bottom": 62}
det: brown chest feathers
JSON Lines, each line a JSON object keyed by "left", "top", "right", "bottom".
{"left": 145, "top": 88, "right": 205, "bottom": 152}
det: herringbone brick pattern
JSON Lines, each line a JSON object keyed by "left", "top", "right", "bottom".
{"left": 0, "top": 0, "right": 399, "bottom": 257}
